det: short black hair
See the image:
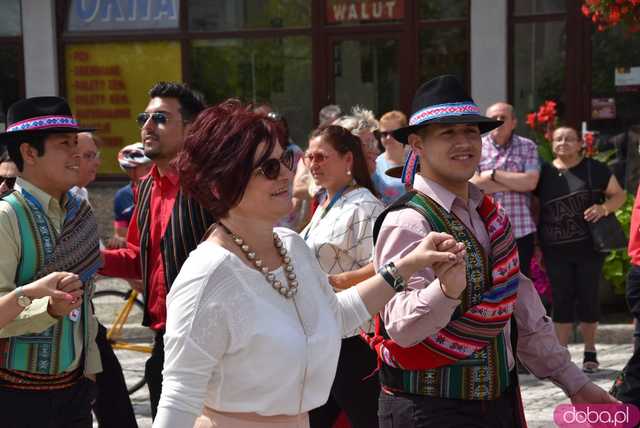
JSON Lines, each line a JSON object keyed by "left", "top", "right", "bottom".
{"left": 149, "top": 82, "right": 207, "bottom": 122}
{"left": 7, "top": 134, "right": 47, "bottom": 172}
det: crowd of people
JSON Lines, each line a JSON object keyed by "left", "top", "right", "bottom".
{"left": 0, "top": 73, "right": 634, "bottom": 428}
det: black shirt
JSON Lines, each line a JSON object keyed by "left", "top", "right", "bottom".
{"left": 536, "top": 157, "right": 612, "bottom": 255}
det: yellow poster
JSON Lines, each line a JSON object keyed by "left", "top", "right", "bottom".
{"left": 65, "top": 41, "right": 182, "bottom": 175}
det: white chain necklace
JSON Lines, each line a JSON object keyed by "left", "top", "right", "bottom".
{"left": 219, "top": 223, "right": 299, "bottom": 299}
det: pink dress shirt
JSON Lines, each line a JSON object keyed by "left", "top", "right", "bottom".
{"left": 373, "top": 174, "right": 590, "bottom": 396}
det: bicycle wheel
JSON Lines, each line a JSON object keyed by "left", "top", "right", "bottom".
{"left": 92, "top": 289, "right": 154, "bottom": 394}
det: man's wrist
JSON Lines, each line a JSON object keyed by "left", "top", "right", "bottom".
{"left": 46, "top": 298, "right": 64, "bottom": 320}
{"left": 491, "top": 169, "right": 497, "bottom": 182}
{"left": 440, "top": 281, "right": 460, "bottom": 300}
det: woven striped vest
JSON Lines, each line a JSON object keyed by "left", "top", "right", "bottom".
{"left": 135, "top": 176, "right": 215, "bottom": 327}
{"left": 0, "top": 190, "right": 99, "bottom": 375}
{"left": 375, "top": 192, "right": 511, "bottom": 400}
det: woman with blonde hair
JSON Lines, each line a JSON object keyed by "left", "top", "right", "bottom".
{"left": 333, "top": 106, "right": 380, "bottom": 174}
{"left": 373, "top": 110, "right": 409, "bottom": 205}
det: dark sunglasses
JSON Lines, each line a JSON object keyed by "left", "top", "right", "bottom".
{"left": 136, "top": 112, "right": 168, "bottom": 127}
{"left": 376, "top": 130, "right": 394, "bottom": 140}
{"left": 255, "top": 149, "right": 294, "bottom": 180}
{"left": 0, "top": 176, "right": 16, "bottom": 189}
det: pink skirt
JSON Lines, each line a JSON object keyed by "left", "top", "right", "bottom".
{"left": 199, "top": 407, "right": 310, "bottom": 428}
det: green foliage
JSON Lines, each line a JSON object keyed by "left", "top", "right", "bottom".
{"left": 602, "top": 193, "right": 634, "bottom": 295}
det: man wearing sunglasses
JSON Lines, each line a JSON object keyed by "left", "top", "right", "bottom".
{"left": 0, "top": 150, "right": 18, "bottom": 194}
{"left": 99, "top": 82, "right": 215, "bottom": 419}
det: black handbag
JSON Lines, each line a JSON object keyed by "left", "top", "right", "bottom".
{"left": 586, "top": 159, "right": 627, "bottom": 253}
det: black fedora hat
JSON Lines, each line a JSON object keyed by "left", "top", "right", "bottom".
{"left": 393, "top": 75, "right": 502, "bottom": 144}
{"left": 0, "top": 96, "right": 94, "bottom": 144}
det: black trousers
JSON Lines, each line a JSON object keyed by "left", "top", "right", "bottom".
{"left": 309, "top": 336, "right": 380, "bottom": 428}
{"left": 378, "top": 385, "right": 519, "bottom": 428}
{"left": 0, "top": 378, "right": 97, "bottom": 428}
{"left": 94, "top": 323, "right": 138, "bottom": 428}
{"left": 627, "top": 265, "right": 640, "bottom": 350}
{"left": 146, "top": 330, "right": 165, "bottom": 420}
{"left": 516, "top": 232, "right": 535, "bottom": 278}
{"left": 543, "top": 248, "right": 605, "bottom": 323}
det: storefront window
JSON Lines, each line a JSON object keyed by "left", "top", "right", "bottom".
{"left": 512, "top": 20, "right": 566, "bottom": 135}
{"left": 419, "top": 26, "right": 468, "bottom": 88}
{"left": 65, "top": 41, "right": 182, "bottom": 175}
{"left": 67, "top": 0, "right": 180, "bottom": 32}
{"left": 591, "top": 26, "right": 640, "bottom": 133}
{"left": 0, "top": 0, "right": 21, "bottom": 36}
{"left": 419, "top": 0, "right": 468, "bottom": 20}
{"left": 513, "top": 0, "right": 565, "bottom": 16}
{"left": 190, "top": 36, "right": 312, "bottom": 145}
{"left": 189, "top": 0, "right": 310, "bottom": 31}
{"left": 0, "top": 44, "right": 20, "bottom": 124}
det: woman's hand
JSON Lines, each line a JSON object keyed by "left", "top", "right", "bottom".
{"left": 584, "top": 203, "right": 608, "bottom": 223}
{"left": 22, "top": 272, "right": 79, "bottom": 302}
{"left": 406, "top": 232, "right": 466, "bottom": 272}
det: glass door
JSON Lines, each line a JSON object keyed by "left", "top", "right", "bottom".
{"left": 329, "top": 36, "right": 400, "bottom": 116}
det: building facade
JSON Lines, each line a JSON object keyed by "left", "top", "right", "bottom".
{"left": 1, "top": 0, "right": 639, "bottom": 177}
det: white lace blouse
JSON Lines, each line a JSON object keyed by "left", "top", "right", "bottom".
{"left": 301, "top": 187, "right": 384, "bottom": 336}
{"left": 153, "top": 228, "right": 371, "bottom": 428}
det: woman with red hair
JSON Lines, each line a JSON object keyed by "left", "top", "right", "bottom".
{"left": 152, "top": 100, "right": 465, "bottom": 428}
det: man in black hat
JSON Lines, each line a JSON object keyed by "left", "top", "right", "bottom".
{"left": 0, "top": 96, "right": 102, "bottom": 427}
{"left": 367, "top": 75, "right": 617, "bottom": 427}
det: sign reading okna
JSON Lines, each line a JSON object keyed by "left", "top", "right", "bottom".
{"left": 68, "top": 0, "right": 180, "bottom": 32}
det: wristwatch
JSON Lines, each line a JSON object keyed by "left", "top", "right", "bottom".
{"left": 15, "top": 287, "right": 32, "bottom": 308}
{"left": 378, "top": 262, "right": 407, "bottom": 292}
{"left": 490, "top": 169, "right": 497, "bottom": 181}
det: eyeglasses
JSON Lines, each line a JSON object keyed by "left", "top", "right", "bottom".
{"left": 136, "top": 112, "right": 168, "bottom": 127}
{"left": 0, "top": 176, "right": 16, "bottom": 189}
{"left": 255, "top": 149, "right": 294, "bottom": 180}
{"left": 376, "top": 131, "right": 394, "bottom": 140}
{"left": 552, "top": 137, "right": 579, "bottom": 143}
{"left": 303, "top": 152, "right": 331, "bottom": 165}
{"left": 81, "top": 151, "right": 100, "bottom": 161}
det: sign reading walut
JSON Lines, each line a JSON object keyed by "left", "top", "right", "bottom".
{"left": 326, "top": 0, "right": 404, "bottom": 23}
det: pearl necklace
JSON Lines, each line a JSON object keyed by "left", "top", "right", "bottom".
{"left": 219, "top": 223, "right": 299, "bottom": 299}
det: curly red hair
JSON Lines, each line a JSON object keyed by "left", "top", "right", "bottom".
{"left": 176, "top": 99, "right": 286, "bottom": 218}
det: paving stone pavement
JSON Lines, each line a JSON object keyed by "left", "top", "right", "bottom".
{"left": 91, "top": 279, "right": 636, "bottom": 427}
{"left": 91, "top": 343, "right": 634, "bottom": 428}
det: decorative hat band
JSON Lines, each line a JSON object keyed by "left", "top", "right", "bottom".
{"left": 7, "top": 115, "right": 79, "bottom": 133}
{"left": 409, "top": 102, "right": 481, "bottom": 126}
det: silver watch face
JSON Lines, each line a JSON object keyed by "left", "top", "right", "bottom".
{"left": 17, "top": 294, "right": 32, "bottom": 308}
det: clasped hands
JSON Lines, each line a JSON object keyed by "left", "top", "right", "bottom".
{"left": 408, "top": 232, "right": 467, "bottom": 300}
{"left": 29, "top": 272, "right": 85, "bottom": 318}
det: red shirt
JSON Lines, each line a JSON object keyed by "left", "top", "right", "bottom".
{"left": 100, "top": 166, "right": 180, "bottom": 331}
{"left": 629, "top": 185, "right": 640, "bottom": 265}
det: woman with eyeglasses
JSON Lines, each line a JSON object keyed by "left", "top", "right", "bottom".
{"left": 301, "top": 125, "right": 383, "bottom": 428}
{"left": 152, "top": 100, "right": 465, "bottom": 428}
{"left": 372, "top": 111, "right": 410, "bottom": 206}
{"left": 535, "top": 126, "right": 626, "bottom": 374}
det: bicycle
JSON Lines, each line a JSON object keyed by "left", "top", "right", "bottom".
{"left": 92, "top": 287, "right": 154, "bottom": 394}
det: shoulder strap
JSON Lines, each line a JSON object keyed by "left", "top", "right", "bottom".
{"left": 373, "top": 191, "right": 448, "bottom": 244}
